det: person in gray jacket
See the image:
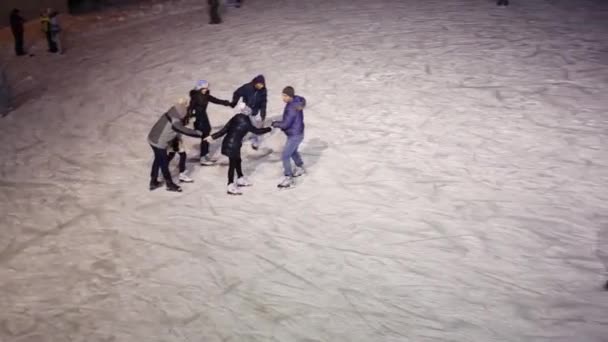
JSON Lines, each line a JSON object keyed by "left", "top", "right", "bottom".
{"left": 148, "top": 99, "right": 203, "bottom": 192}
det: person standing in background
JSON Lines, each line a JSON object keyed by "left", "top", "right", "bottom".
{"left": 208, "top": 0, "right": 221, "bottom": 24}
{"left": 49, "top": 10, "right": 63, "bottom": 54}
{"left": 40, "top": 9, "right": 56, "bottom": 53}
{"left": 9, "top": 9, "right": 26, "bottom": 56}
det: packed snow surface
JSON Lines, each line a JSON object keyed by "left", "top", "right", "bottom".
{"left": 1, "top": 0, "right": 607, "bottom": 341}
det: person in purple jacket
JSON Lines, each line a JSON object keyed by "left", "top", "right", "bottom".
{"left": 272, "top": 86, "right": 306, "bottom": 188}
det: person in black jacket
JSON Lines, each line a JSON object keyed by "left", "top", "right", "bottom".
{"left": 187, "top": 80, "right": 231, "bottom": 165}
{"left": 205, "top": 104, "right": 272, "bottom": 195}
{"left": 10, "top": 9, "right": 26, "bottom": 56}
{"left": 230, "top": 75, "right": 267, "bottom": 149}
{"left": 208, "top": 0, "right": 221, "bottom": 24}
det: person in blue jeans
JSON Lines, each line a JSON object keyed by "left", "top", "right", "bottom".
{"left": 272, "top": 86, "right": 306, "bottom": 188}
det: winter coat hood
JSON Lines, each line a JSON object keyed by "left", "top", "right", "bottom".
{"left": 252, "top": 75, "right": 265, "bottom": 85}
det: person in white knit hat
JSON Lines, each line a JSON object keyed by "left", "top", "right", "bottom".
{"left": 205, "top": 104, "right": 272, "bottom": 195}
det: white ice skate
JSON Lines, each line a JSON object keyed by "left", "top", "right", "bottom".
{"left": 227, "top": 183, "right": 242, "bottom": 195}
{"left": 236, "top": 176, "right": 252, "bottom": 187}
{"left": 293, "top": 166, "right": 306, "bottom": 177}
{"left": 200, "top": 156, "right": 216, "bottom": 166}
{"left": 277, "top": 176, "right": 295, "bottom": 189}
{"left": 179, "top": 173, "right": 194, "bottom": 183}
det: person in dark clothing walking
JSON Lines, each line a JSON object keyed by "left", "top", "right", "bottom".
{"left": 187, "top": 80, "right": 232, "bottom": 165}
{"left": 148, "top": 99, "right": 204, "bottom": 192}
{"left": 208, "top": 0, "right": 221, "bottom": 24}
{"left": 205, "top": 104, "right": 272, "bottom": 195}
{"left": 10, "top": 9, "right": 26, "bottom": 56}
{"left": 230, "top": 75, "right": 268, "bottom": 149}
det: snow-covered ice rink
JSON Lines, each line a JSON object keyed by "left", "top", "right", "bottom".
{"left": 1, "top": 0, "right": 607, "bottom": 341}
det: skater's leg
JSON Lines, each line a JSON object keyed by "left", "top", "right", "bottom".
{"left": 235, "top": 157, "right": 244, "bottom": 178}
{"left": 150, "top": 145, "right": 161, "bottom": 181}
{"left": 289, "top": 135, "right": 305, "bottom": 167}
{"left": 151, "top": 145, "right": 173, "bottom": 184}
{"left": 167, "top": 151, "right": 176, "bottom": 163}
{"left": 200, "top": 125, "right": 211, "bottom": 157}
{"left": 281, "top": 135, "right": 303, "bottom": 176}
{"left": 47, "top": 32, "right": 57, "bottom": 52}
{"left": 54, "top": 33, "right": 63, "bottom": 54}
{"left": 178, "top": 152, "right": 187, "bottom": 173}
{"left": 14, "top": 33, "right": 25, "bottom": 56}
{"left": 249, "top": 114, "right": 263, "bottom": 148}
{"left": 228, "top": 157, "right": 237, "bottom": 184}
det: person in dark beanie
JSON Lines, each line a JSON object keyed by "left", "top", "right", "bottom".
{"left": 10, "top": 9, "right": 26, "bottom": 56}
{"left": 187, "top": 80, "right": 232, "bottom": 165}
{"left": 230, "top": 75, "right": 268, "bottom": 149}
{"left": 205, "top": 104, "right": 272, "bottom": 195}
{"left": 208, "top": 0, "right": 221, "bottom": 24}
{"left": 148, "top": 99, "right": 204, "bottom": 192}
{"left": 272, "top": 86, "right": 307, "bottom": 189}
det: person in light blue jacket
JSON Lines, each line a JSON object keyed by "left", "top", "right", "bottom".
{"left": 272, "top": 86, "right": 306, "bottom": 188}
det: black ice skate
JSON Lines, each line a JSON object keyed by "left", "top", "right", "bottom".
{"left": 149, "top": 179, "right": 162, "bottom": 191}
{"left": 166, "top": 183, "right": 183, "bottom": 192}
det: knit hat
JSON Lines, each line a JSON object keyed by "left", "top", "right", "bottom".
{"left": 195, "top": 80, "right": 209, "bottom": 90}
{"left": 282, "top": 86, "right": 295, "bottom": 98}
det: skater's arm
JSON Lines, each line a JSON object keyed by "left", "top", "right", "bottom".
{"left": 230, "top": 87, "right": 244, "bottom": 107}
{"left": 210, "top": 117, "right": 233, "bottom": 140}
{"left": 209, "top": 95, "right": 231, "bottom": 106}
{"left": 250, "top": 126, "right": 272, "bottom": 135}
{"left": 171, "top": 119, "right": 202, "bottom": 138}
{"left": 272, "top": 108, "right": 296, "bottom": 130}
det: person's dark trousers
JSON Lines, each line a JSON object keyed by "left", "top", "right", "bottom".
{"left": 13, "top": 31, "right": 25, "bottom": 56}
{"left": 150, "top": 145, "right": 174, "bottom": 184}
{"left": 46, "top": 31, "right": 57, "bottom": 52}
{"left": 227, "top": 157, "right": 243, "bottom": 184}
{"left": 168, "top": 152, "right": 187, "bottom": 173}
{"left": 209, "top": 0, "right": 221, "bottom": 24}
{"left": 195, "top": 119, "right": 211, "bottom": 158}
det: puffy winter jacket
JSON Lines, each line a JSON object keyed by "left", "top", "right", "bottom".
{"left": 148, "top": 104, "right": 202, "bottom": 149}
{"left": 188, "top": 89, "right": 230, "bottom": 131}
{"left": 212, "top": 113, "right": 271, "bottom": 158}
{"left": 272, "top": 96, "right": 306, "bottom": 136}
{"left": 231, "top": 75, "right": 267, "bottom": 119}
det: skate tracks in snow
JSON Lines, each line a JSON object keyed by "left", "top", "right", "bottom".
{"left": 0, "top": 0, "right": 607, "bottom": 341}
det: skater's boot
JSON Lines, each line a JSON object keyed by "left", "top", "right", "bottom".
{"left": 166, "top": 182, "right": 183, "bottom": 192}
{"left": 179, "top": 173, "right": 194, "bottom": 183}
{"left": 227, "top": 183, "right": 242, "bottom": 195}
{"left": 200, "top": 155, "right": 216, "bottom": 166}
{"left": 236, "top": 176, "right": 252, "bottom": 187}
{"left": 277, "top": 176, "right": 295, "bottom": 189}
{"left": 293, "top": 166, "right": 306, "bottom": 177}
{"left": 149, "top": 179, "right": 162, "bottom": 191}
{"left": 604, "top": 280, "right": 608, "bottom": 290}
